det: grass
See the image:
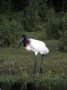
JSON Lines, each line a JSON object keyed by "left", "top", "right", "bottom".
{"left": 0, "top": 32, "right": 67, "bottom": 88}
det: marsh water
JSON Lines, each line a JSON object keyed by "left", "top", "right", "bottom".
{"left": 0, "top": 82, "right": 67, "bottom": 90}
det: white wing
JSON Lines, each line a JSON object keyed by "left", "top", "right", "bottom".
{"left": 29, "top": 38, "right": 49, "bottom": 54}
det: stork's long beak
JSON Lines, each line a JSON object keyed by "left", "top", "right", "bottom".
{"left": 18, "top": 38, "right": 23, "bottom": 48}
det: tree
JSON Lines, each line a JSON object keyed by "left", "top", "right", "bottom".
{"left": 22, "top": 0, "right": 41, "bottom": 31}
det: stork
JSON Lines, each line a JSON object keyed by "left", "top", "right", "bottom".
{"left": 18, "top": 34, "right": 49, "bottom": 74}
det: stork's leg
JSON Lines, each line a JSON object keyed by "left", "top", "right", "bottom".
{"left": 34, "top": 60, "right": 37, "bottom": 74}
{"left": 33, "top": 57, "right": 37, "bottom": 81}
{"left": 40, "top": 54, "right": 44, "bottom": 74}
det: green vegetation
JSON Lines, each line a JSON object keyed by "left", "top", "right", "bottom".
{"left": 0, "top": 0, "right": 67, "bottom": 89}
{"left": 0, "top": 0, "right": 67, "bottom": 50}
{"left": 0, "top": 32, "right": 67, "bottom": 88}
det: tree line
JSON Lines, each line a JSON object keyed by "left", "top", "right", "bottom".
{"left": 0, "top": 0, "right": 67, "bottom": 12}
{"left": 0, "top": 0, "right": 67, "bottom": 51}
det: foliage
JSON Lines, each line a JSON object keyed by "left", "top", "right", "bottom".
{"left": 45, "top": 11, "right": 67, "bottom": 40}
{"left": 0, "top": 0, "right": 67, "bottom": 12}
{"left": 58, "top": 13, "right": 67, "bottom": 51}
{"left": 59, "top": 31, "right": 67, "bottom": 51}
{"left": 22, "top": 0, "right": 41, "bottom": 32}
{"left": 0, "top": 38, "right": 67, "bottom": 89}
{"left": 45, "top": 8, "right": 60, "bottom": 39}
{"left": 0, "top": 0, "right": 67, "bottom": 47}
{"left": 0, "top": 13, "right": 23, "bottom": 47}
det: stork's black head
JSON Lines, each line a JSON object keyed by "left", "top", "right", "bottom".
{"left": 18, "top": 34, "right": 28, "bottom": 48}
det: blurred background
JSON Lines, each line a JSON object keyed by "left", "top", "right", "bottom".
{"left": 0, "top": 0, "right": 67, "bottom": 50}
{"left": 0, "top": 0, "right": 67, "bottom": 90}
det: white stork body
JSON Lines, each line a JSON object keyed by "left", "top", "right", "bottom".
{"left": 25, "top": 38, "right": 49, "bottom": 56}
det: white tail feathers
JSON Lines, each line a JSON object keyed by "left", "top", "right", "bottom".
{"left": 43, "top": 47, "right": 49, "bottom": 55}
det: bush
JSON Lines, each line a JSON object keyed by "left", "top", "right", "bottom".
{"left": 45, "top": 8, "right": 61, "bottom": 39}
{"left": 21, "top": 0, "right": 42, "bottom": 32}
{"left": 59, "top": 31, "right": 67, "bottom": 51}
{"left": 45, "top": 10, "right": 67, "bottom": 40}
{"left": 0, "top": 13, "right": 23, "bottom": 47}
{"left": 58, "top": 13, "right": 67, "bottom": 51}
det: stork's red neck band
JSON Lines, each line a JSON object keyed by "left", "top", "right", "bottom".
{"left": 24, "top": 43, "right": 29, "bottom": 47}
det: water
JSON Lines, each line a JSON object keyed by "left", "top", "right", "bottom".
{"left": 0, "top": 82, "right": 67, "bottom": 90}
